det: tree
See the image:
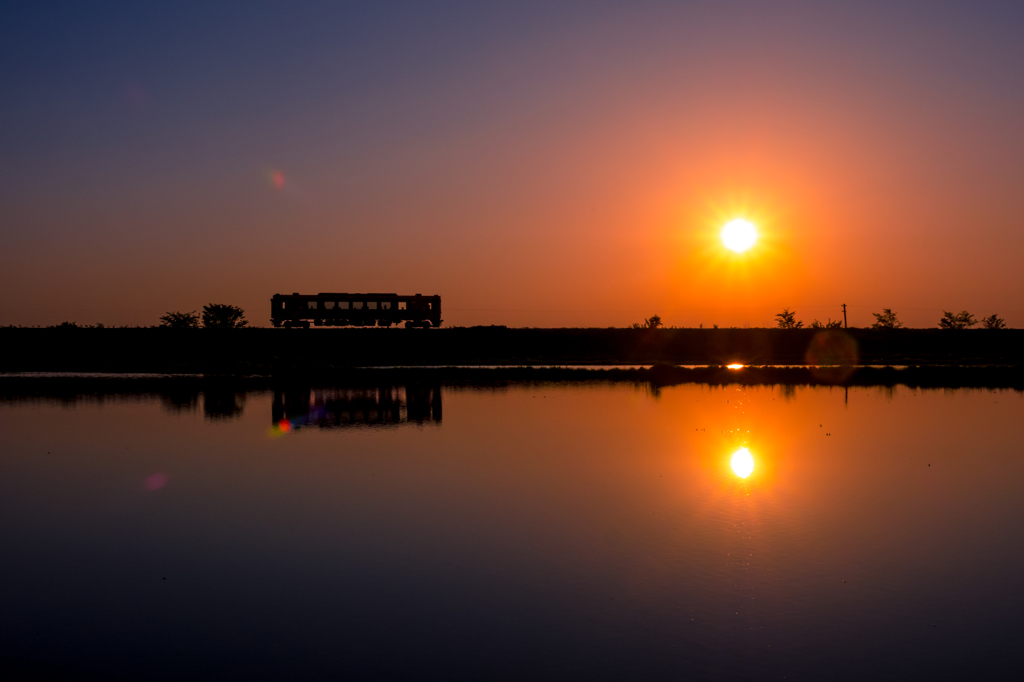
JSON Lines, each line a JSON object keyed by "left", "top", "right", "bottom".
{"left": 982, "top": 314, "right": 1006, "bottom": 330}
{"left": 160, "top": 310, "right": 200, "bottom": 329}
{"left": 871, "top": 309, "right": 903, "bottom": 329}
{"left": 938, "top": 310, "right": 976, "bottom": 330}
{"left": 631, "top": 314, "right": 663, "bottom": 329}
{"left": 202, "top": 304, "right": 247, "bottom": 329}
{"left": 810, "top": 318, "right": 842, "bottom": 329}
{"left": 775, "top": 308, "right": 803, "bottom": 329}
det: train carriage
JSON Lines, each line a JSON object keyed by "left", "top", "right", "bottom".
{"left": 271, "top": 292, "right": 441, "bottom": 328}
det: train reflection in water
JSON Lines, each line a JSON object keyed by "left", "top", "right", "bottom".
{"left": 272, "top": 384, "right": 442, "bottom": 431}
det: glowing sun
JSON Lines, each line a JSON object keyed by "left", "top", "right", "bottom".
{"left": 730, "top": 447, "right": 755, "bottom": 478}
{"left": 721, "top": 219, "right": 758, "bottom": 253}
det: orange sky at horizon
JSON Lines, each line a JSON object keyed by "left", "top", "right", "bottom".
{"left": 2, "top": 2, "right": 1022, "bottom": 328}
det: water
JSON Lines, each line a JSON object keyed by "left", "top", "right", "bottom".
{"left": 1, "top": 381, "right": 1023, "bottom": 680}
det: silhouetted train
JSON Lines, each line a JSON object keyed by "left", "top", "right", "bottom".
{"left": 271, "top": 292, "right": 441, "bottom": 328}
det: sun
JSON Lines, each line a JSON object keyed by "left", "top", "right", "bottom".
{"left": 721, "top": 219, "right": 758, "bottom": 253}
{"left": 730, "top": 447, "right": 755, "bottom": 478}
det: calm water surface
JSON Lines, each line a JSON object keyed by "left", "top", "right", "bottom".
{"left": 2, "top": 382, "right": 1023, "bottom": 680}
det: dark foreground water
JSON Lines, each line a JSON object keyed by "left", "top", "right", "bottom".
{"left": 2, "top": 382, "right": 1023, "bottom": 680}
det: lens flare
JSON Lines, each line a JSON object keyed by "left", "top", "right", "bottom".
{"left": 730, "top": 447, "right": 755, "bottom": 478}
{"left": 144, "top": 472, "right": 168, "bottom": 490}
{"left": 269, "top": 419, "right": 293, "bottom": 437}
{"left": 721, "top": 219, "right": 758, "bottom": 253}
{"left": 727, "top": 363, "right": 744, "bottom": 369}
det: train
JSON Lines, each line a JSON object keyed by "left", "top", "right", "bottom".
{"left": 271, "top": 292, "right": 441, "bottom": 328}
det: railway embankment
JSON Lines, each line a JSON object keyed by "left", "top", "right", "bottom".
{"left": 1, "top": 327, "right": 1021, "bottom": 375}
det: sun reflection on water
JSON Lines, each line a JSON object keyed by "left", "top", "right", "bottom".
{"left": 730, "top": 447, "right": 755, "bottom": 478}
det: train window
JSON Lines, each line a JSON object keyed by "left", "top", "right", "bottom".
{"left": 398, "top": 302, "right": 407, "bottom": 310}
{"left": 324, "top": 301, "right": 335, "bottom": 309}
{"left": 368, "top": 302, "right": 378, "bottom": 310}
{"left": 381, "top": 302, "right": 391, "bottom": 310}
{"left": 339, "top": 301, "right": 350, "bottom": 309}
{"left": 280, "top": 302, "right": 286, "bottom": 309}
{"left": 354, "top": 302, "right": 363, "bottom": 309}
{"left": 308, "top": 301, "right": 317, "bottom": 310}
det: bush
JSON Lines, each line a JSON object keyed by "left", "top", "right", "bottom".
{"left": 982, "top": 314, "right": 1006, "bottom": 330}
{"left": 810, "top": 318, "right": 842, "bottom": 329}
{"left": 938, "top": 311, "right": 976, "bottom": 330}
{"left": 160, "top": 311, "right": 200, "bottom": 329}
{"left": 871, "top": 309, "right": 903, "bottom": 329}
{"left": 202, "top": 304, "right": 247, "bottom": 329}
{"left": 630, "top": 315, "right": 663, "bottom": 329}
{"left": 775, "top": 308, "right": 803, "bottom": 329}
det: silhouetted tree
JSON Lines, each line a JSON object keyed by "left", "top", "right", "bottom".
{"left": 871, "top": 309, "right": 903, "bottom": 329}
{"left": 939, "top": 310, "right": 976, "bottom": 330}
{"left": 982, "top": 314, "right": 1006, "bottom": 329}
{"left": 202, "top": 304, "right": 247, "bottom": 329}
{"left": 160, "top": 310, "right": 200, "bottom": 329}
{"left": 631, "top": 315, "right": 663, "bottom": 329}
{"left": 775, "top": 308, "right": 803, "bottom": 329}
{"left": 811, "top": 318, "right": 842, "bottom": 329}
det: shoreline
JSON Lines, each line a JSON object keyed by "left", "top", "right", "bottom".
{"left": 1, "top": 364, "right": 1022, "bottom": 394}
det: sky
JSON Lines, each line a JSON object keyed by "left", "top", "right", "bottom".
{"left": 2, "top": 0, "right": 1023, "bottom": 328}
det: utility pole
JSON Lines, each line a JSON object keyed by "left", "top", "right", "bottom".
{"left": 841, "top": 303, "right": 847, "bottom": 329}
